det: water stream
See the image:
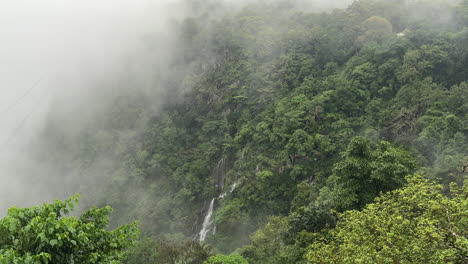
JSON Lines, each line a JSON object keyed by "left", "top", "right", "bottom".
{"left": 198, "top": 198, "right": 215, "bottom": 241}
{"left": 197, "top": 154, "right": 242, "bottom": 241}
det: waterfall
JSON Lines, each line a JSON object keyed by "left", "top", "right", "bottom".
{"left": 197, "top": 183, "right": 237, "bottom": 241}
{"left": 230, "top": 181, "right": 237, "bottom": 192}
{"left": 211, "top": 181, "right": 238, "bottom": 236}
{"left": 195, "top": 158, "right": 225, "bottom": 242}
{"left": 198, "top": 198, "right": 215, "bottom": 241}
{"left": 214, "top": 158, "right": 226, "bottom": 193}
{"left": 196, "top": 156, "right": 240, "bottom": 241}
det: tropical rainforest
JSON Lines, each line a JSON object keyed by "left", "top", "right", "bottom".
{"left": 1, "top": 0, "right": 467, "bottom": 263}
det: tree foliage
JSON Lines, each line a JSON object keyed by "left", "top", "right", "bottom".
{"left": 0, "top": 195, "right": 139, "bottom": 264}
{"left": 125, "top": 238, "right": 211, "bottom": 264}
{"left": 330, "top": 137, "right": 416, "bottom": 211}
{"left": 307, "top": 175, "right": 468, "bottom": 263}
{"left": 203, "top": 254, "right": 248, "bottom": 264}
{"left": 32, "top": 0, "right": 468, "bottom": 261}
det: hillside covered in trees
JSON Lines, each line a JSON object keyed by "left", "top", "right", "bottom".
{"left": 2, "top": 0, "right": 467, "bottom": 263}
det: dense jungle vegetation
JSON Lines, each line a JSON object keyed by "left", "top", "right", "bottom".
{"left": 2, "top": 0, "right": 467, "bottom": 263}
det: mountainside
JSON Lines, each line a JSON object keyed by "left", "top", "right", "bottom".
{"left": 6, "top": 0, "right": 467, "bottom": 263}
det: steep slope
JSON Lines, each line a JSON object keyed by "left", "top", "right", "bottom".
{"left": 32, "top": 0, "right": 467, "bottom": 259}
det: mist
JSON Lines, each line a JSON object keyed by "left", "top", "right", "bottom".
{"left": 0, "top": 0, "right": 466, "bottom": 262}
{"left": 0, "top": 0, "right": 355, "bottom": 214}
{"left": 0, "top": 0, "right": 182, "bottom": 213}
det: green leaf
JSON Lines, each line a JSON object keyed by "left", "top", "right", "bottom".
{"left": 49, "top": 239, "right": 58, "bottom": 246}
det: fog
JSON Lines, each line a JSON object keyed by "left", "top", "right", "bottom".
{"left": 0, "top": 0, "right": 355, "bottom": 214}
{"left": 0, "top": 0, "right": 182, "bottom": 213}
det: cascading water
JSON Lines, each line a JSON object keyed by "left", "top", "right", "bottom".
{"left": 230, "top": 181, "right": 237, "bottom": 192}
{"left": 215, "top": 158, "right": 226, "bottom": 193}
{"left": 199, "top": 198, "right": 215, "bottom": 241}
{"left": 196, "top": 156, "right": 240, "bottom": 240}
{"left": 211, "top": 181, "right": 238, "bottom": 236}
{"left": 197, "top": 158, "right": 225, "bottom": 241}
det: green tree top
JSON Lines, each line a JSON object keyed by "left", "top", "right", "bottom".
{"left": 0, "top": 194, "right": 139, "bottom": 264}
{"left": 307, "top": 175, "right": 468, "bottom": 263}
{"left": 330, "top": 137, "right": 416, "bottom": 211}
{"left": 203, "top": 254, "right": 249, "bottom": 264}
{"left": 358, "top": 16, "right": 393, "bottom": 43}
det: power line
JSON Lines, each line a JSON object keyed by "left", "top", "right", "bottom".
{"left": 0, "top": 75, "right": 46, "bottom": 116}
{"left": 1, "top": 89, "right": 48, "bottom": 149}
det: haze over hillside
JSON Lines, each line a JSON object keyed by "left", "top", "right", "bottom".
{"left": 0, "top": 0, "right": 355, "bottom": 212}
{"left": 0, "top": 0, "right": 466, "bottom": 263}
{"left": 0, "top": 0, "right": 179, "bottom": 211}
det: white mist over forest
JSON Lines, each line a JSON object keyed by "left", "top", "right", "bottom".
{"left": 0, "top": 0, "right": 466, "bottom": 263}
{"left": 0, "top": 0, "right": 179, "bottom": 212}
{"left": 0, "top": 0, "right": 354, "bottom": 213}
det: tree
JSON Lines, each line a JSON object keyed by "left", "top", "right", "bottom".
{"left": 0, "top": 195, "right": 139, "bottom": 264}
{"left": 330, "top": 137, "right": 415, "bottom": 211}
{"left": 307, "top": 175, "right": 468, "bottom": 263}
{"left": 358, "top": 16, "right": 393, "bottom": 43}
{"left": 240, "top": 216, "right": 288, "bottom": 264}
{"left": 125, "top": 238, "right": 211, "bottom": 264}
{"left": 203, "top": 254, "right": 248, "bottom": 264}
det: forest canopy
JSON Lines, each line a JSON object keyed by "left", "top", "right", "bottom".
{"left": 1, "top": 0, "right": 467, "bottom": 263}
